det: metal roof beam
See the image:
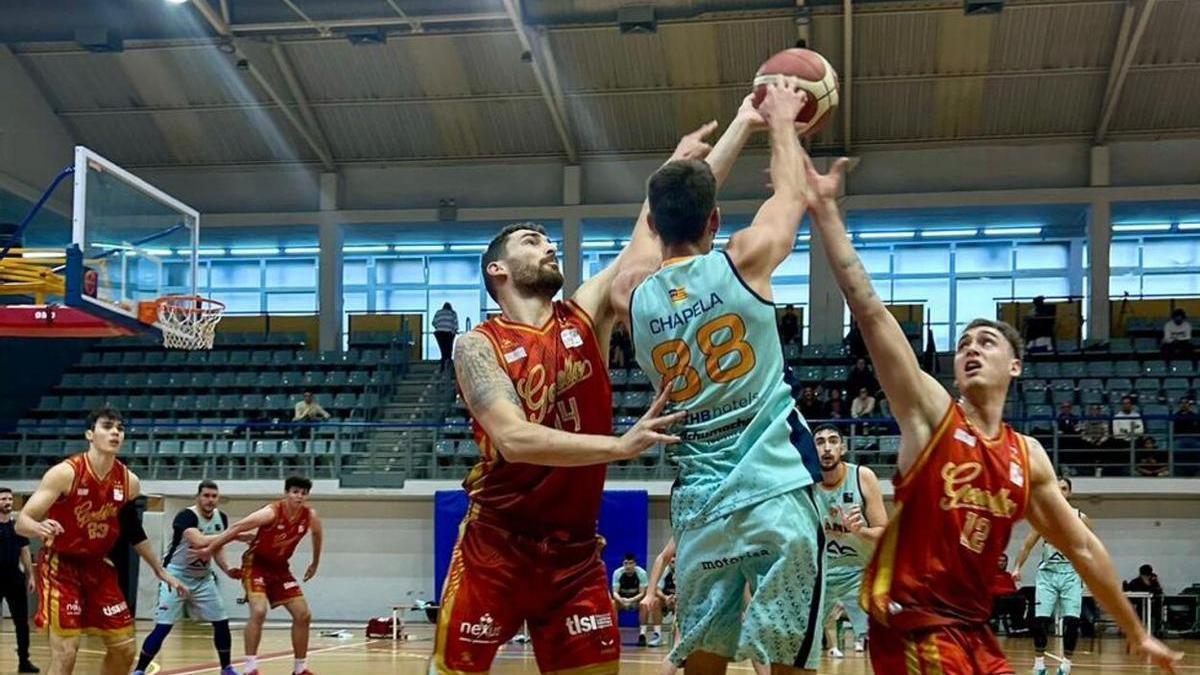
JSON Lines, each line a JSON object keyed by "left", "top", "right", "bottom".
{"left": 269, "top": 39, "right": 337, "bottom": 168}
{"left": 229, "top": 12, "right": 508, "bottom": 35}
{"left": 500, "top": 0, "right": 578, "bottom": 163}
{"left": 1095, "top": 0, "right": 1158, "bottom": 144}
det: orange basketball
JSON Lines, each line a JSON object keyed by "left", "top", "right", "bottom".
{"left": 751, "top": 48, "right": 840, "bottom": 137}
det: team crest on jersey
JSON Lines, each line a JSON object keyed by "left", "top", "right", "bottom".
{"left": 560, "top": 328, "right": 583, "bottom": 349}
{"left": 76, "top": 488, "right": 89, "bottom": 496}
{"left": 1009, "top": 461, "right": 1025, "bottom": 487}
{"left": 503, "top": 346, "right": 527, "bottom": 363}
{"left": 112, "top": 487, "right": 124, "bottom": 502}
{"left": 954, "top": 428, "right": 977, "bottom": 447}
{"left": 668, "top": 287, "right": 688, "bottom": 304}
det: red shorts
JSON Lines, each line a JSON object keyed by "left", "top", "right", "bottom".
{"left": 869, "top": 618, "right": 1013, "bottom": 675}
{"left": 432, "top": 517, "right": 619, "bottom": 674}
{"left": 34, "top": 549, "right": 133, "bottom": 639}
{"left": 242, "top": 551, "right": 304, "bottom": 608}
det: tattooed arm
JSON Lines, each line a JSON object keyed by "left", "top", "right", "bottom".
{"left": 805, "top": 163, "right": 951, "bottom": 475}
{"left": 454, "top": 332, "right": 684, "bottom": 466}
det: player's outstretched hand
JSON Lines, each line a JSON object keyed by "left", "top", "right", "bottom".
{"left": 640, "top": 592, "right": 660, "bottom": 617}
{"left": 617, "top": 385, "right": 686, "bottom": 460}
{"left": 161, "top": 571, "right": 189, "bottom": 599}
{"left": 1010, "top": 569, "right": 1022, "bottom": 585}
{"left": 757, "top": 80, "right": 808, "bottom": 128}
{"left": 802, "top": 155, "right": 850, "bottom": 213}
{"left": 1133, "top": 634, "right": 1183, "bottom": 672}
{"left": 304, "top": 563, "right": 319, "bottom": 582}
{"left": 669, "top": 121, "right": 718, "bottom": 163}
{"left": 32, "top": 518, "right": 65, "bottom": 541}
{"left": 735, "top": 93, "right": 768, "bottom": 132}
{"left": 842, "top": 505, "right": 865, "bottom": 534}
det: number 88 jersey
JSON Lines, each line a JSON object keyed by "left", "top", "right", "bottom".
{"left": 630, "top": 251, "right": 821, "bottom": 531}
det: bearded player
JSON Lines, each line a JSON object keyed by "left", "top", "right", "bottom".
{"left": 811, "top": 424, "right": 886, "bottom": 658}
{"left": 16, "top": 407, "right": 187, "bottom": 675}
{"left": 201, "top": 476, "right": 323, "bottom": 675}
{"left": 435, "top": 111, "right": 765, "bottom": 674}
{"left": 805, "top": 158, "right": 1182, "bottom": 672}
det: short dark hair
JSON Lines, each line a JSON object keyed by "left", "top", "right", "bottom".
{"left": 623, "top": 552, "right": 637, "bottom": 562}
{"left": 481, "top": 222, "right": 548, "bottom": 302}
{"left": 812, "top": 423, "right": 841, "bottom": 438}
{"left": 1059, "top": 476, "right": 1072, "bottom": 490}
{"left": 647, "top": 159, "right": 717, "bottom": 246}
{"left": 86, "top": 406, "right": 124, "bottom": 431}
{"left": 197, "top": 480, "right": 219, "bottom": 494}
{"left": 285, "top": 475, "right": 313, "bottom": 492}
{"left": 1172, "top": 308, "right": 1186, "bottom": 319}
{"left": 962, "top": 318, "right": 1025, "bottom": 360}
{"left": 0, "top": 487, "right": 11, "bottom": 496}
{"left": 1121, "top": 395, "right": 1134, "bottom": 404}
{"left": 1139, "top": 564, "right": 1154, "bottom": 576}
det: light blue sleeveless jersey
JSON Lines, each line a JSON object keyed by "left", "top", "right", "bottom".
{"left": 1040, "top": 508, "right": 1083, "bottom": 571}
{"left": 630, "top": 251, "right": 822, "bottom": 531}
{"left": 814, "top": 463, "right": 873, "bottom": 570}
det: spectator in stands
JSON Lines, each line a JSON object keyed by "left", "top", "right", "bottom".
{"left": 778, "top": 304, "right": 800, "bottom": 346}
{"left": 1136, "top": 436, "right": 1169, "bottom": 477}
{"left": 610, "top": 322, "right": 634, "bottom": 369}
{"left": 293, "top": 391, "right": 330, "bottom": 439}
{"left": 1174, "top": 399, "right": 1200, "bottom": 448}
{"left": 851, "top": 387, "right": 876, "bottom": 420}
{"left": 798, "top": 387, "right": 825, "bottom": 420}
{"left": 1161, "top": 308, "right": 1193, "bottom": 360}
{"left": 432, "top": 302, "right": 459, "bottom": 372}
{"left": 1056, "top": 402, "right": 1080, "bottom": 447}
{"left": 844, "top": 319, "right": 867, "bottom": 360}
{"left": 990, "top": 553, "right": 1024, "bottom": 636}
{"left": 1112, "top": 396, "right": 1145, "bottom": 444}
{"left": 1080, "top": 403, "right": 1111, "bottom": 449}
{"left": 826, "top": 388, "right": 847, "bottom": 419}
{"left": 846, "top": 357, "right": 878, "bottom": 397}
{"left": 1126, "top": 564, "right": 1165, "bottom": 636}
{"left": 611, "top": 553, "right": 654, "bottom": 646}
{"left": 1023, "top": 296, "right": 1057, "bottom": 353}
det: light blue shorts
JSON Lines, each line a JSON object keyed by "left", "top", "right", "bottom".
{"left": 1035, "top": 567, "right": 1083, "bottom": 619}
{"left": 822, "top": 567, "right": 868, "bottom": 638}
{"left": 671, "top": 487, "right": 824, "bottom": 669}
{"left": 155, "top": 571, "right": 228, "bottom": 624}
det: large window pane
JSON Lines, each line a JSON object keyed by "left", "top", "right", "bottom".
{"left": 343, "top": 260, "right": 368, "bottom": 286}
{"left": 893, "top": 246, "right": 949, "bottom": 275}
{"left": 377, "top": 258, "right": 424, "bottom": 284}
{"left": 773, "top": 283, "right": 808, "bottom": 306}
{"left": 377, "top": 289, "right": 427, "bottom": 311}
{"left": 429, "top": 290, "right": 481, "bottom": 332}
{"left": 1014, "top": 277, "right": 1070, "bottom": 300}
{"left": 210, "top": 291, "right": 261, "bottom": 314}
{"left": 344, "top": 292, "right": 368, "bottom": 313}
{"left": 1143, "top": 273, "right": 1200, "bottom": 296}
{"left": 266, "top": 292, "right": 316, "bottom": 313}
{"left": 210, "top": 261, "right": 260, "bottom": 288}
{"left": 956, "top": 278, "right": 1012, "bottom": 327}
{"left": 859, "top": 248, "right": 891, "bottom": 275}
{"left": 1142, "top": 238, "right": 1200, "bottom": 269}
{"left": 265, "top": 259, "right": 316, "bottom": 287}
{"left": 1016, "top": 244, "right": 1069, "bottom": 271}
{"left": 1110, "top": 273, "right": 1141, "bottom": 298}
{"left": 893, "top": 278, "right": 950, "bottom": 323}
{"left": 1109, "top": 241, "right": 1139, "bottom": 268}
{"left": 773, "top": 250, "right": 810, "bottom": 278}
{"left": 956, "top": 245, "right": 1012, "bottom": 273}
{"left": 428, "top": 256, "right": 479, "bottom": 285}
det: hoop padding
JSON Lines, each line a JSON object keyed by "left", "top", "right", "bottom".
{"left": 156, "top": 295, "right": 225, "bottom": 350}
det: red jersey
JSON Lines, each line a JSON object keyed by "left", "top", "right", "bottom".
{"left": 45, "top": 453, "right": 130, "bottom": 558}
{"left": 248, "top": 501, "right": 312, "bottom": 564}
{"left": 465, "top": 300, "right": 613, "bottom": 540}
{"left": 862, "top": 402, "right": 1030, "bottom": 632}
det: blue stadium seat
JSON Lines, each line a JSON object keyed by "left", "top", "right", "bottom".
{"left": 1134, "top": 378, "right": 1161, "bottom": 395}
{"left": 121, "top": 352, "right": 145, "bottom": 366}
{"left": 212, "top": 373, "right": 236, "bottom": 388}
{"left": 1133, "top": 337, "right": 1159, "bottom": 353}
{"left": 1089, "top": 362, "right": 1115, "bottom": 378}
{"left": 1170, "top": 361, "right": 1197, "bottom": 376}
{"left": 250, "top": 351, "right": 272, "bottom": 366}
{"left": 1114, "top": 361, "right": 1141, "bottom": 377}
{"left": 228, "top": 352, "right": 251, "bottom": 367}
{"left": 0, "top": 440, "right": 19, "bottom": 456}
{"left": 39, "top": 395, "right": 62, "bottom": 412}
{"left": 271, "top": 350, "right": 296, "bottom": 366}
{"left": 80, "top": 352, "right": 101, "bottom": 367}
{"left": 1060, "top": 362, "right": 1087, "bottom": 378}
{"left": 182, "top": 440, "right": 208, "bottom": 456}
{"left": 1108, "top": 338, "right": 1133, "bottom": 354}
{"left": 1107, "top": 378, "right": 1133, "bottom": 394}
{"left": 1143, "top": 360, "right": 1169, "bottom": 376}
{"left": 157, "top": 441, "right": 183, "bottom": 456}
{"left": 101, "top": 373, "right": 125, "bottom": 389}
{"left": 234, "top": 371, "right": 258, "bottom": 388}
{"left": 59, "top": 373, "right": 84, "bottom": 388}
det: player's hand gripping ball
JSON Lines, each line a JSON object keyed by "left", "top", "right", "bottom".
{"left": 752, "top": 48, "right": 840, "bottom": 137}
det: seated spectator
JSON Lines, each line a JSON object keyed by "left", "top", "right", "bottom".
{"left": 657, "top": 555, "right": 677, "bottom": 620}
{"left": 846, "top": 357, "right": 879, "bottom": 397}
{"left": 778, "top": 304, "right": 800, "bottom": 346}
{"left": 1112, "top": 396, "right": 1144, "bottom": 444}
{"left": 293, "top": 391, "right": 331, "bottom": 438}
{"left": 1023, "top": 296, "right": 1057, "bottom": 353}
{"left": 851, "top": 388, "right": 877, "bottom": 419}
{"left": 1127, "top": 564, "right": 1165, "bottom": 636}
{"left": 826, "top": 389, "right": 847, "bottom": 419}
{"left": 844, "top": 318, "right": 867, "bottom": 360}
{"left": 611, "top": 553, "right": 655, "bottom": 646}
{"left": 1173, "top": 398, "right": 1200, "bottom": 448}
{"left": 990, "top": 553, "right": 1024, "bottom": 635}
{"left": 798, "top": 387, "right": 825, "bottom": 420}
{"left": 1056, "top": 402, "right": 1080, "bottom": 446}
{"left": 1162, "top": 308, "right": 1193, "bottom": 359}
{"left": 1080, "top": 404, "right": 1111, "bottom": 448}
{"left": 610, "top": 322, "right": 634, "bottom": 369}
{"left": 1135, "top": 435, "right": 1169, "bottom": 476}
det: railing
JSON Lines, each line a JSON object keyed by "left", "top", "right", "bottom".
{"left": 3, "top": 415, "right": 1198, "bottom": 485}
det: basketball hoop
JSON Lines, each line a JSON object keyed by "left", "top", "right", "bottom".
{"left": 155, "top": 295, "right": 225, "bottom": 350}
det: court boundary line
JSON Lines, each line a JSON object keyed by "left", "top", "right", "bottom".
{"left": 155, "top": 640, "right": 370, "bottom": 675}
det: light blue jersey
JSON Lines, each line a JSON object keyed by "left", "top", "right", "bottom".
{"left": 1039, "top": 508, "right": 1084, "bottom": 571}
{"left": 814, "top": 463, "right": 873, "bottom": 570}
{"left": 631, "top": 250, "right": 822, "bottom": 531}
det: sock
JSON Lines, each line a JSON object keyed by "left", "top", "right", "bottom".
{"left": 653, "top": 624, "right": 661, "bottom": 634}
{"left": 1060, "top": 658, "right": 1071, "bottom": 673}
{"left": 1034, "top": 656, "right": 1045, "bottom": 670}
{"left": 136, "top": 623, "right": 174, "bottom": 671}
{"left": 639, "top": 625, "right": 646, "bottom": 635}
{"left": 245, "top": 655, "right": 258, "bottom": 672}
{"left": 294, "top": 657, "right": 308, "bottom": 673}
{"left": 212, "top": 620, "right": 232, "bottom": 668}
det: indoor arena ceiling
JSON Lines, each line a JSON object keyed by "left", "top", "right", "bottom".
{"left": 2, "top": 0, "right": 1198, "bottom": 169}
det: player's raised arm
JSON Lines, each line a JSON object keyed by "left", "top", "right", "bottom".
{"left": 14, "top": 462, "right": 73, "bottom": 541}
{"left": 806, "top": 161, "right": 951, "bottom": 467}
{"left": 1011, "top": 530, "right": 1042, "bottom": 584}
{"left": 201, "top": 504, "right": 276, "bottom": 558}
{"left": 724, "top": 82, "right": 810, "bottom": 297}
{"left": 1023, "top": 437, "right": 1182, "bottom": 671}
{"left": 455, "top": 332, "right": 683, "bottom": 466}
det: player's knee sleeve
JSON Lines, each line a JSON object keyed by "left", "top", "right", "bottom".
{"left": 140, "top": 623, "right": 172, "bottom": 658}
{"left": 1032, "top": 617, "right": 1050, "bottom": 651}
{"left": 1062, "top": 617, "right": 1080, "bottom": 655}
{"left": 212, "top": 619, "right": 233, "bottom": 665}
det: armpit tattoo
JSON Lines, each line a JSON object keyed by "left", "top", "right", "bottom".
{"left": 455, "top": 335, "right": 521, "bottom": 411}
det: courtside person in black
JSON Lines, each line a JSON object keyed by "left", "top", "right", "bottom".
{"left": 0, "top": 487, "right": 39, "bottom": 673}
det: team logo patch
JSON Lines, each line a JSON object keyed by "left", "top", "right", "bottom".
{"left": 954, "top": 428, "right": 977, "bottom": 447}
{"left": 503, "top": 346, "right": 527, "bottom": 363}
{"left": 668, "top": 287, "right": 688, "bottom": 304}
{"left": 560, "top": 328, "right": 583, "bottom": 349}
{"left": 1010, "top": 460, "right": 1025, "bottom": 487}
{"left": 112, "top": 487, "right": 124, "bottom": 502}
{"left": 76, "top": 488, "right": 89, "bottom": 496}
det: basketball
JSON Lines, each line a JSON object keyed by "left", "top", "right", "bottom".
{"left": 751, "top": 48, "right": 839, "bottom": 137}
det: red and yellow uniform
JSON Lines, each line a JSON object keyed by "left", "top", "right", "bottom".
{"left": 862, "top": 402, "right": 1031, "bottom": 674}
{"left": 35, "top": 453, "right": 133, "bottom": 637}
{"left": 242, "top": 501, "right": 312, "bottom": 607}
{"left": 434, "top": 300, "right": 619, "bottom": 674}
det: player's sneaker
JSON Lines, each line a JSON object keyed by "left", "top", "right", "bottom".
{"left": 648, "top": 631, "right": 662, "bottom": 647}
{"left": 828, "top": 647, "right": 844, "bottom": 659}
{"left": 854, "top": 639, "right": 865, "bottom": 653}
{"left": 1032, "top": 667, "right": 1046, "bottom": 675}
{"left": 220, "top": 668, "right": 240, "bottom": 675}
{"left": 637, "top": 633, "right": 647, "bottom": 647}
{"left": 18, "top": 662, "right": 39, "bottom": 674}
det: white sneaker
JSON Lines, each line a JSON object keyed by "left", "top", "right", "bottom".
{"left": 648, "top": 632, "right": 662, "bottom": 647}
{"left": 854, "top": 639, "right": 865, "bottom": 653}
{"left": 828, "top": 647, "right": 844, "bottom": 659}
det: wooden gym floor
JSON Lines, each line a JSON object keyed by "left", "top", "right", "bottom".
{"left": 1, "top": 622, "right": 1195, "bottom": 673}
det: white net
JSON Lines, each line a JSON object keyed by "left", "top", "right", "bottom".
{"left": 156, "top": 295, "right": 225, "bottom": 350}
